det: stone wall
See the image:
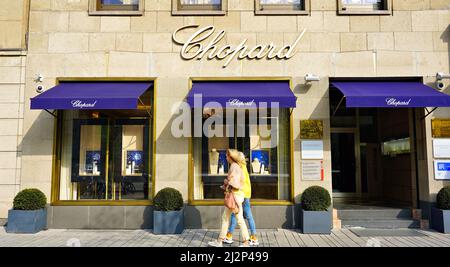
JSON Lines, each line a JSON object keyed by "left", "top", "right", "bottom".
{"left": 2, "top": 0, "right": 449, "bottom": 217}
{"left": 0, "top": 0, "right": 28, "bottom": 217}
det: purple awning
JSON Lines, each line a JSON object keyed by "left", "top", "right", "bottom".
{"left": 331, "top": 81, "right": 450, "bottom": 108}
{"left": 187, "top": 81, "right": 296, "bottom": 108}
{"left": 30, "top": 82, "right": 152, "bottom": 110}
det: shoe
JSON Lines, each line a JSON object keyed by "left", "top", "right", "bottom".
{"left": 249, "top": 235, "right": 259, "bottom": 246}
{"left": 239, "top": 242, "right": 250, "bottom": 247}
{"left": 223, "top": 233, "right": 233, "bottom": 244}
{"left": 208, "top": 240, "right": 223, "bottom": 247}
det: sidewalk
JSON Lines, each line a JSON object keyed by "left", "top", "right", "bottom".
{"left": 1, "top": 227, "right": 449, "bottom": 247}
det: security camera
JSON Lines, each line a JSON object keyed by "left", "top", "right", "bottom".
{"left": 36, "top": 85, "right": 45, "bottom": 94}
{"left": 436, "top": 81, "right": 446, "bottom": 90}
{"left": 305, "top": 74, "right": 320, "bottom": 82}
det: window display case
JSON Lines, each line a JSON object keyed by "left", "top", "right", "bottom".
{"left": 71, "top": 119, "right": 108, "bottom": 182}
{"left": 111, "top": 119, "right": 150, "bottom": 200}
{"left": 66, "top": 116, "right": 151, "bottom": 201}
{"left": 193, "top": 109, "right": 291, "bottom": 201}
{"left": 126, "top": 150, "right": 144, "bottom": 175}
{"left": 112, "top": 119, "right": 149, "bottom": 182}
{"left": 85, "top": 150, "right": 101, "bottom": 175}
{"left": 69, "top": 119, "right": 108, "bottom": 200}
{"left": 250, "top": 149, "right": 271, "bottom": 175}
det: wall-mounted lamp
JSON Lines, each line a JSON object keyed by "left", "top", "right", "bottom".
{"left": 437, "top": 72, "right": 450, "bottom": 80}
{"left": 35, "top": 74, "right": 44, "bottom": 83}
{"left": 305, "top": 74, "right": 320, "bottom": 82}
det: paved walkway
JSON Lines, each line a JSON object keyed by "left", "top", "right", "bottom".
{"left": 1, "top": 227, "right": 449, "bottom": 247}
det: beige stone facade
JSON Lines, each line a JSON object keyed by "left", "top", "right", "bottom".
{"left": 0, "top": 0, "right": 28, "bottom": 218}
{"left": 0, "top": 0, "right": 449, "bottom": 226}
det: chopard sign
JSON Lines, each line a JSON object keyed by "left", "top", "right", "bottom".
{"left": 385, "top": 98, "right": 411, "bottom": 107}
{"left": 172, "top": 25, "right": 306, "bottom": 68}
{"left": 227, "top": 99, "right": 255, "bottom": 107}
{"left": 71, "top": 100, "right": 97, "bottom": 109}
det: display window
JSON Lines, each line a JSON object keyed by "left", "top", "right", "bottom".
{"left": 58, "top": 108, "right": 153, "bottom": 202}
{"left": 191, "top": 108, "right": 292, "bottom": 202}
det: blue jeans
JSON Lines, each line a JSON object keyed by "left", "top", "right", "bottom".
{"left": 228, "top": 198, "right": 256, "bottom": 236}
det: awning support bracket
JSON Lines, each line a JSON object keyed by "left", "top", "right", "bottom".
{"left": 422, "top": 107, "right": 438, "bottom": 119}
{"left": 138, "top": 98, "right": 152, "bottom": 118}
{"left": 332, "top": 96, "right": 345, "bottom": 117}
{"left": 44, "top": 109, "right": 57, "bottom": 118}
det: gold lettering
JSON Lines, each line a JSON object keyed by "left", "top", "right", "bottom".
{"left": 203, "top": 30, "right": 226, "bottom": 60}
{"left": 224, "top": 40, "right": 248, "bottom": 68}
{"left": 247, "top": 45, "right": 264, "bottom": 59}
{"left": 172, "top": 25, "right": 306, "bottom": 67}
{"left": 215, "top": 45, "right": 234, "bottom": 60}
{"left": 277, "top": 29, "right": 306, "bottom": 59}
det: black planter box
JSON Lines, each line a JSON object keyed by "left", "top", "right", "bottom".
{"left": 299, "top": 209, "right": 332, "bottom": 234}
{"left": 153, "top": 209, "right": 184, "bottom": 234}
{"left": 431, "top": 207, "right": 450, "bottom": 234}
{"left": 6, "top": 209, "right": 47, "bottom": 234}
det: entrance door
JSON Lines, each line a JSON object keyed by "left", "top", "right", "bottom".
{"left": 331, "top": 129, "right": 361, "bottom": 197}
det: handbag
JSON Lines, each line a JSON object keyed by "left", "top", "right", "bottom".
{"left": 224, "top": 191, "right": 239, "bottom": 214}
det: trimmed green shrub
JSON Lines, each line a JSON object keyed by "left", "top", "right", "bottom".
{"left": 301, "top": 186, "right": 331, "bottom": 211}
{"left": 154, "top": 188, "right": 184, "bottom": 211}
{"left": 13, "top": 189, "right": 47, "bottom": 210}
{"left": 437, "top": 185, "right": 450, "bottom": 210}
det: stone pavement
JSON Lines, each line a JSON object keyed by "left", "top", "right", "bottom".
{"left": 0, "top": 227, "right": 449, "bottom": 247}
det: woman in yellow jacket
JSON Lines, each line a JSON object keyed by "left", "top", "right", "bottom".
{"left": 223, "top": 152, "right": 259, "bottom": 246}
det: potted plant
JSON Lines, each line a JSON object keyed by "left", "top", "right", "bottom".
{"left": 153, "top": 187, "right": 184, "bottom": 234}
{"left": 431, "top": 185, "right": 450, "bottom": 234}
{"left": 299, "top": 186, "right": 332, "bottom": 234}
{"left": 6, "top": 188, "right": 47, "bottom": 234}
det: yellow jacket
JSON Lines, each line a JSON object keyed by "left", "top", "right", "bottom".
{"left": 227, "top": 162, "right": 252, "bottom": 199}
{"left": 240, "top": 163, "right": 252, "bottom": 199}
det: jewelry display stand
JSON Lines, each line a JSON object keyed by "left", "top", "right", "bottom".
{"left": 251, "top": 158, "right": 261, "bottom": 174}
{"left": 209, "top": 148, "right": 219, "bottom": 175}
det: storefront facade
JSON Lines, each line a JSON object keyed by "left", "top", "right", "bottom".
{"left": 1, "top": 0, "right": 450, "bottom": 229}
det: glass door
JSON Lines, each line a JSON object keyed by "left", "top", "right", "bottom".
{"left": 331, "top": 128, "right": 361, "bottom": 197}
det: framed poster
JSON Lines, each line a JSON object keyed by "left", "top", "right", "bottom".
{"left": 300, "top": 120, "right": 323, "bottom": 139}
{"left": 301, "top": 140, "right": 324, "bottom": 159}
{"left": 433, "top": 139, "right": 450, "bottom": 158}
{"left": 217, "top": 149, "right": 229, "bottom": 175}
{"left": 434, "top": 160, "right": 450, "bottom": 180}
{"left": 302, "top": 160, "right": 324, "bottom": 181}
{"left": 126, "top": 150, "right": 144, "bottom": 175}
{"left": 85, "top": 150, "right": 101, "bottom": 175}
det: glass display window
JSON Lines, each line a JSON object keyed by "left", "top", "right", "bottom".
{"left": 70, "top": 119, "right": 108, "bottom": 200}
{"left": 59, "top": 109, "right": 152, "bottom": 202}
{"left": 192, "top": 108, "right": 291, "bottom": 202}
{"left": 111, "top": 119, "right": 150, "bottom": 200}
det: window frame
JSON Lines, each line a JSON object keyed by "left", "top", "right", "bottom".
{"left": 172, "top": 0, "right": 227, "bottom": 16}
{"left": 89, "top": 0, "right": 145, "bottom": 16}
{"left": 50, "top": 78, "right": 157, "bottom": 206}
{"left": 187, "top": 77, "right": 295, "bottom": 206}
{"left": 255, "top": 0, "right": 310, "bottom": 16}
{"left": 338, "top": 0, "right": 392, "bottom": 15}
